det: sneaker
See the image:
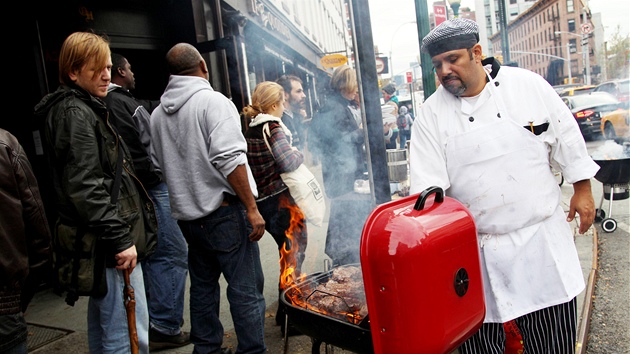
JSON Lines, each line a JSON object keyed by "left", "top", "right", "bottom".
{"left": 149, "top": 328, "right": 191, "bottom": 351}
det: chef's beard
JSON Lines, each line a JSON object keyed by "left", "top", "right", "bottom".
{"left": 442, "top": 76, "right": 467, "bottom": 97}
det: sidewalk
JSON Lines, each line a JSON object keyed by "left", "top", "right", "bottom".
{"left": 24, "top": 181, "right": 597, "bottom": 354}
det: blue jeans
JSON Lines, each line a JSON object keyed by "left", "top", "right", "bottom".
{"left": 399, "top": 129, "right": 411, "bottom": 149}
{"left": 0, "top": 313, "right": 27, "bottom": 354}
{"left": 142, "top": 182, "right": 188, "bottom": 335}
{"left": 88, "top": 266, "right": 149, "bottom": 354}
{"left": 178, "top": 203, "right": 266, "bottom": 354}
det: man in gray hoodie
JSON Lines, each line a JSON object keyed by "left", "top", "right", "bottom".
{"left": 149, "top": 43, "right": 266, "bottom": 354}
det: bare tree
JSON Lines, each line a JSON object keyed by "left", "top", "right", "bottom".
{"left": 604, "top": 26, "right": 630, "bottom": 80}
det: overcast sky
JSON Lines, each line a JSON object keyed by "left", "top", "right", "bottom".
{"left": 366, "top": 0, "right": 629, "bottom": 77}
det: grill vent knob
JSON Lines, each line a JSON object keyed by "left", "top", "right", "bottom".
{"left": 454, "top": 268, "right": 469, "bottom": 297}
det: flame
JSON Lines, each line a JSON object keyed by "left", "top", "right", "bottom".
{"left": 278, "top": 195, "right": 366, "bottom": 325}
{"left": 278, "top": 194, "right": 307, "bottom": 292}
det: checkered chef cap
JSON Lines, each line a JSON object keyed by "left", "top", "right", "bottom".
{"left": 421, "top": 18, "right": 479, "bottom": 57}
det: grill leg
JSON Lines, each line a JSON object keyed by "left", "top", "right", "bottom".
{"left": 607, "top": 186, "right": 614, "bottom": 218}
{"left": 311, "top": 338, "right": 322, "bottom": 354}
{"left": 282, "top": 314, "right": 289, "bottom": 354}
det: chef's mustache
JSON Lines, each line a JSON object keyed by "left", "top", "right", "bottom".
{"left": 442, "top": 74, "right": 460, "bottom": 82}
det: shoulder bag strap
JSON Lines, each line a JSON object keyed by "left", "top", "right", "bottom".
{"left": 261, "top": 123, "right": 274, "bottom": 157}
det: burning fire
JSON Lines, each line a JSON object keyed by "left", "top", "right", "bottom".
{"left": 277, "top": 200, "right": 367, "bottom": 326}
{"left": 278, "top": 195, "right": 307, "bottom": 292}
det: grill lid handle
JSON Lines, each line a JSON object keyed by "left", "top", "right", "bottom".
{"left": 414, "top": 186, "right": 444, "bottom": 211}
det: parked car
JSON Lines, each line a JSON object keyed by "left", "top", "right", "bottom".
{"left": 558, "top": 85, "right": 596, "bottom": 97}
{"left": 562, "top": 92, "right": 621, "bottom": 140}
{"left": 601, "top": 103, "right": 630, "bottom": 139}
{"left": 553, "top": 83, "right": 582, "bottom": 95}
{"left": 593, "top": 78, "right": 629, "bottom": 102}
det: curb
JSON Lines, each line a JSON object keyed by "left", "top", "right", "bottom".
{"left": 575, "top": 227, "right": 598, "bottom": 354}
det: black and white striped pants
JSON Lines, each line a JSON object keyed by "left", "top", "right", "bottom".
{"left": 459, "top": 297, "right": 577, "bottom": 354}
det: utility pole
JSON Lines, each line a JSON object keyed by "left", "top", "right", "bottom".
{"left": 566, "top": 42, "right": 572, "bottom": 83}
{"left": 414, "top": 0, "right": 437, "bottom": 99}
{"left": 350, "top": 0, "right": 391, "bottom": 204}
{"left": 497, "top": 0, "right": 510, "bottom": 64}
{"left": 582, "top": 4, "right": 591, "bottom": 85}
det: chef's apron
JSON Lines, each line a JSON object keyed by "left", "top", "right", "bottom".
{"left": 445, "top": 74, "right": 583, "bottom": 322}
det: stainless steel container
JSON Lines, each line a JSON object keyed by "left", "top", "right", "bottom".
{"left": 386, "top": 149, "right": 407, "bottom": 182}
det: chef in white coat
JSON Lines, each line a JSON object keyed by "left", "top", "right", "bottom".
{"left": 409, "top": 18, "right": 599, "bottom": 354}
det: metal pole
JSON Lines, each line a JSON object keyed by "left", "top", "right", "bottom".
{"left": 409, "top": 80, "right": 415, "bottom": 116}
{"left": 389, "top": 49, "right": 394, "bottom": 81}
{"left": 566, "top": 42, "right": 572, "bottom": 83}
{"left": 497, "top": 0, "right": 510, "bottom": 64}
{"left": 350, "top": 0, "right": 391, "bottom": 205}
{"left": 414, "top": 0, "right": 437, "bottom": 99}
{"left": 583, "top": 0, "right": 591, "bottom": 85}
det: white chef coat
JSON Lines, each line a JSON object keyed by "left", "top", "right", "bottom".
{"left": 409, "top": 61, "right": 599, "bottom": 322}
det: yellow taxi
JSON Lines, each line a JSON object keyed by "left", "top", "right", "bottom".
{"left": 601, "top": 105, "right": 630, "bottom": 139}
{"left": 558, "top": 85, "right": 597, "bottom": 97}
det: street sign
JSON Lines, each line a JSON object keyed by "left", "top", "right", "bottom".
{"left": 376, "top": 57, "right": 388, "bottom": 74}
{"left": 320, "top": 53, "right": 348, "bottom": 69}
{"left": 433, "top": 5, "right": 447, "bottom": 26}
{"left": 581, "top": 36, "right": 589, "bottom": 46}
{"left": 581, "top": 23, "right": 592, "bottom": 34}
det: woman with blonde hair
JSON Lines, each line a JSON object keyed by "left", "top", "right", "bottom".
{"left": 243, "top": 81, "right": 307, "bottom": 334}
{"left": 309, "top": 65, "right": 366, "bottom": 267}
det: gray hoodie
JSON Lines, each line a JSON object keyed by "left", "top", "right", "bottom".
{"left": 150, "top": 75, "right": 257, "bottom": 220}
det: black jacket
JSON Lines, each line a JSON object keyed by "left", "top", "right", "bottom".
{"left": 281, "top": 110, "right": 305, "bottom": 151}
{"left": 34, "top": 85, "right": 157, "bottom": 267}
{"left": 0, "top": 129, "right": 52, "bottom": 316}
{"left": 310, "top": 92, "right": 366, "bottom": 198}
{"left": 103, "top": 85, "right": 161, "bottom": 188}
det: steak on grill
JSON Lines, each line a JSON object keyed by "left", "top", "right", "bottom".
{"left": 305, "top": 266, "right": 368, "bottom": 321}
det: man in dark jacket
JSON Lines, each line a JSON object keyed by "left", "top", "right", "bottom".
{"left": 0, "top": 128, "right": 52, "bottom": 354}
{"left": 33, "top": 32, "right": 157, "bottom": 353}
{"left": 276, "top": 75, "right": 307, "bottom": 151}
{"left": 104, "top": 53, "right": 190, "bottom": 350}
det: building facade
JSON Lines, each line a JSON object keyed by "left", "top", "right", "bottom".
{"left": 18, "top": 0, "right": 350, "bottom": 225}
{"left": 475, "top": 0, "right": 538, "bottom": 56}
{"left": 487, "top": 0, "right": 598, "bottom": 86}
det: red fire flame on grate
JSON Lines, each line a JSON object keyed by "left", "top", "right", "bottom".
{"left": 278, "top": 195, "right": 306, "bottom": 292}
{"left": 278, "top": 198, "right": 365, "bottom": 324}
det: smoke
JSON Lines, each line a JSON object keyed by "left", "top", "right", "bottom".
{"left": 591, "top": 140, "right": 630, "bottom": 160}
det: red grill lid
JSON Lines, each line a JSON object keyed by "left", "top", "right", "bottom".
{"left": 360, "top": 186, "right": 485, "bottom": 354}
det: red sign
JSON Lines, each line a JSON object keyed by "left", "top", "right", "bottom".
{"left": 434, "top": 5, "right": 447, "bottom": 26}
{"left": 406, "top": 71, "right": 412, "bottom": 83}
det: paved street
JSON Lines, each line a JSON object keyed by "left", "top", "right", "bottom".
{"left": 23, "top": 140, "right": 627, "bottom": 354}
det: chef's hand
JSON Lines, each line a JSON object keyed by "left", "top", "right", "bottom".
{"left": 115, "top": 245, "right": 138, "bottom": 272}
{"left": 567, "top": 179, "right": 595, "bottom": 234}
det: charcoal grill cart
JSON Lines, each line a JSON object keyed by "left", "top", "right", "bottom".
{"left": 282, "top": 186, "right": 485, "bottom": 353}
{"left": 593, "top": 157, "right": 630, "bottom": 232}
